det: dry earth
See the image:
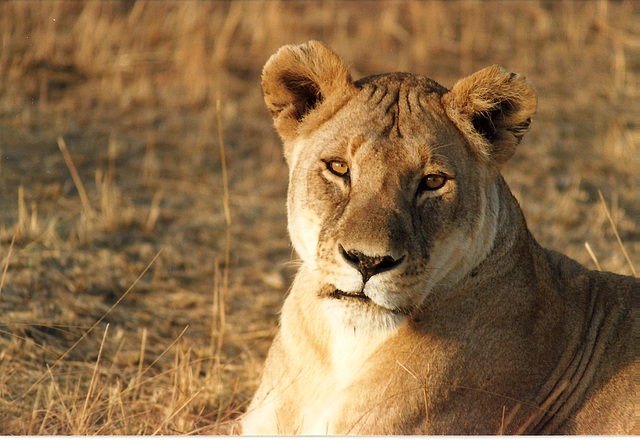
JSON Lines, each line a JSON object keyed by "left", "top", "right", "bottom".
{"left": 0, "top": 1, "right": 637, "bottom": 434}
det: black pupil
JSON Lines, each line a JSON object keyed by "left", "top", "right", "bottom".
{"left": 422, "top": 175, "right": 445, "bottom": 191}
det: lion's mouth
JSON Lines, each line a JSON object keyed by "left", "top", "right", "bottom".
{"left": 327, "top": 287, "right": 410, "bottom": 316}
{"left": 329, "top": 289, "right": 370, "bottom": 302}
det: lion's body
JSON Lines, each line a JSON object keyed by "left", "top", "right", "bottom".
{"left": 240, "top": 41, "right": 637, "bottom": 435}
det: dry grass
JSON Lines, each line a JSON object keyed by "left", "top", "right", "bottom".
{"left": 0, "top": 1, "right": 637, "bottom": 434}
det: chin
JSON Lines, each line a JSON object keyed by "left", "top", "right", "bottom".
{"left": 320, "top": 286, "right": 408, "bottom": 334}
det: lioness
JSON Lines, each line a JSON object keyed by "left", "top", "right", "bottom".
{"left": 241, "top": 41, "right": 637, "bottom": 435}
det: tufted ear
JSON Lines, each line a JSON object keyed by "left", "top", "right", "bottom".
{"left": 442, "top": 65, "right": 537, "bottom": 167}
{"left": 262, "top": 41, "right": 356, "bottom": 143}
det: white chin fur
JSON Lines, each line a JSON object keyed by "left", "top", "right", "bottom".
{"left": 363, "top": 280, "right": 406, "bottom": 310}
{"left": 321, "top": 296, "right": 406, "bottom": 334}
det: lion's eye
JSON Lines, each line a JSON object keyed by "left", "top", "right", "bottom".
{"left": 328, "top": 160, "right": 349, "bottom": 177}
{"left": 419, "top": 174, "right": 447, "bottom": 192}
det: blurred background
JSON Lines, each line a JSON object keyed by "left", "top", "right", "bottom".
{"left": 0, "top": 1, "right": 637, "bottom": 434}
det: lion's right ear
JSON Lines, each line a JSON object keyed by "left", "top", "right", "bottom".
{"left": 442, "top": 65, "right": 537, "bottom": 168}
{"left": 262, "top": 41, "right": 356, "bottom": 143}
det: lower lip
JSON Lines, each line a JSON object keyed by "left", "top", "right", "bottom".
{"left": 329, "top": 289, "right": 370, "bottom": 301}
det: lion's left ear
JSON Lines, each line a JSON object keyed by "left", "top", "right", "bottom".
{"left": 442, "top": 65, "right": 537, "bottom": 166}
{"left": 262, "top": 41, "right": 356, "bottom": 145}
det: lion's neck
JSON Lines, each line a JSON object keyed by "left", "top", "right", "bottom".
{"left": 468, "top": 175, "right": 531, "bottom": 283}
{"left": 432, "top": 175, "right": 530, "bottom": 299}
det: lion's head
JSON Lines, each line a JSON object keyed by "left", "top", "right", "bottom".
{"left": 262, "top": 41, "right": 537, "bottom": 331}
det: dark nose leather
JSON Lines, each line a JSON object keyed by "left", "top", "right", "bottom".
{"left": 340, "top": 246, "right": 404, "bottom": 283}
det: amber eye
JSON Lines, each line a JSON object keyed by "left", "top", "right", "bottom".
{"left": 328, "top": 160, "right": 349, "bottom": 176}
{"left": 419, "top": 174, "right": 447, "bottom": 192}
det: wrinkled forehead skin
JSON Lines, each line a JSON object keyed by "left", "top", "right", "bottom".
{"left": 291, "top": 72, "right": 475, "bottom": 183}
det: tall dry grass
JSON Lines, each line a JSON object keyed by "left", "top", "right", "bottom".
{"left": 0, "top": 1, "right": 637, "bottom": 434}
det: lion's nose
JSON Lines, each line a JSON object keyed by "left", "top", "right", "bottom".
{"left": 339, "top": 246, "right": 404, "bottom": 283}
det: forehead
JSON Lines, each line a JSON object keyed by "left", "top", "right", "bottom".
{"left": 308, "top": 74, "right": 468, "bottom": 163}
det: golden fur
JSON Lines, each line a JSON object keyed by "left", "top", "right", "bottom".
{"left": 241, "top": 41, "right": 637, "bottom": 435}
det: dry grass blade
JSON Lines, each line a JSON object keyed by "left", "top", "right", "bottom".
{"left": 584, "top": 242, "right": 602, "bottom": 271}
{"left": 45, "top": 365, "right": 74, "bottom": 432}
{"left": 152, "top": 385, "right": 203, "bottom": 435}
{"left": 37, "top": 387, "right": 54, "bottom": 435}
{"left": 598, "top": 191, "right": 636, "bottom": 276}
{"left": 395, "top": 360, "right": 429, "bottom": 434}
{"left": 134, "top": 325, "right": 190, "bottom": 388}
{"left": 0, "top": 226, "right": 18, "bottom": 298}
{"left": 498, "top": 405, "right": 506, "bottom": 435}
{"left": 143, "top": 189, "right": 163, "bottom": 232}
{"left": 134, "top": 327, "right": 148, "bottom": 398}
{"left": 78, "top": 323, "right": 109, "bottom": 433}
{"left": 58, "top": 136, "right": 95, "bottom": 219}
{"left": 18, "top": 185, "right": 28, "bottom": 231}
{"left": 27, "top": 384, "right": 43, "bottom": 434}
{"left": 215, "top": 98, "right": 231, "bottom": 369}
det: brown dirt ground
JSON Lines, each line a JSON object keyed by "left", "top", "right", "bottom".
{"left": 0, "top": 1, "right": 637, "bottom": 434}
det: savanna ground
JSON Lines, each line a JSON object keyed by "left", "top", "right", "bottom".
{"left": 0, "top": 1, "right": 637, "bottom": 434}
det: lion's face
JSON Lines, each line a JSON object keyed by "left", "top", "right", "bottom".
{"left": 286, "top": 76, "right": 499, "bottom": 329}
{"left": 262, "top": 42, "right": 536, "bottom": 331}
